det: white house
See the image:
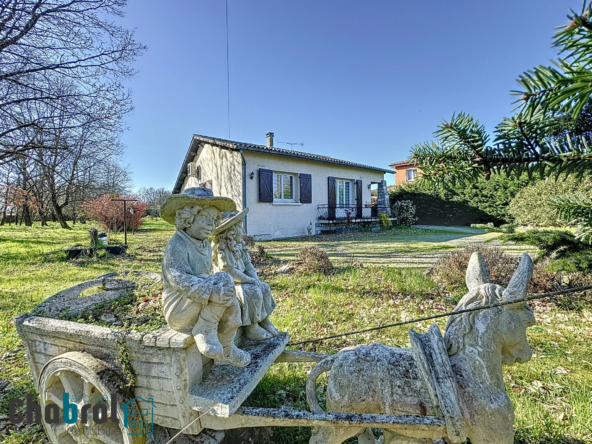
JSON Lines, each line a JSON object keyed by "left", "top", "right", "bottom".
{"left": 173, "top": 133, "right": 393, "bottom": 239}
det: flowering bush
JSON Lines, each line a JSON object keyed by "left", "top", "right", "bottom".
{"left": 1, "top": 185, "right": 40, "bottom": 213}
{"left": 81, "top": 194, "right": 148, "bottom": 232}
{"left": 391, "top": 200, "right": 417, "bottom": 226}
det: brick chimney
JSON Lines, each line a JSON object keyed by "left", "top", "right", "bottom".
{"left": 266, "top": 132, "right": 274, "bottom": 147}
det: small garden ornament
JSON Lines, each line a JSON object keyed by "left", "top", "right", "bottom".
{"left": 212, "top": 209, "right": 278, "bottom": 341}
{"left": 307, "top": 252, "right": 536, "bottom": 444}
{"left": 160, "top": 187, "right": 251, "bottom": 367}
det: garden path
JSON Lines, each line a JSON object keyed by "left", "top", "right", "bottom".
{"left": 264, "top": 226, "right": 538, "bottom": 268}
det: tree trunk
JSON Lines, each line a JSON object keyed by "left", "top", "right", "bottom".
{"left": 51, "top": 211, "right": 57, "bottom": 222}
{"left": 39, "top": 209, "right": 47, "bottom": 226}
{"left": 48, "top": 193, "right": 72, "bottom": 229}
{"left": 53, "top": 204, "right": 71, "bottom": 229}
{"left": 22, "top": 205, "right": 32, "bottom": 227}
{"left": 0, "top": 205, "right": 6, "bottom": 225}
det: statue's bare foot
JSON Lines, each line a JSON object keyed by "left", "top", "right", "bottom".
{"left": 246, "top": 324, "right": 273, "bottom": 341}
{"left": 259, "top": 317, "right": 279, "bottom": 337}
{"left": 214, "top": 345, "right": 251, "bottom": 367}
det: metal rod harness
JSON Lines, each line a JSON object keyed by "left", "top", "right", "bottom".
{"left": 288, "top": 285, "right": 592, "bottom": 347}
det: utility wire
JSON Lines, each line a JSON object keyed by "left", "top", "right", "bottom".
{"left": 225, "top": 0, "right": 231, "bottom": 139}
{"left": 288, "top": 285, "right": 592, "bottom": 347}
{"left": 165, "top": 406, "right": 215, "bottom": 443}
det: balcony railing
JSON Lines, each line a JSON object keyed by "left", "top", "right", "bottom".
{"left": 317, "top": 204, "right": 390, "bottom": 221}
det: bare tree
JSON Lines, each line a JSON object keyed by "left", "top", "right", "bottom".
{"left": 0, "top": 162, "right": 16, "bottom": 224}
{"left": 0, "top": 0, "right": 145, "bottom": 163}
{"left": 34, "top": 95, "right": 130, "bottom": 228}
{"left": 137, "top": 187, "right": 171, "bottom": 216}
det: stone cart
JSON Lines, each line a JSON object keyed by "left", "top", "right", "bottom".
{"left": 15, "top": 278, "right": 459, "bottom": 444}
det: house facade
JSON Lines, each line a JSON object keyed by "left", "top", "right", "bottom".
{"left": 173, "top": 133, "right": 393, "bottom": 239}
{"left": 390, "top": 159, "right": 420, "bottom": 185}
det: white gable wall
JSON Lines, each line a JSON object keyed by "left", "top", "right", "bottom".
{"left": 244, "top": 151, "right": 385, "bottom": 238}
{"left": 181, "top": 143, "right": 244, "bottom": 210}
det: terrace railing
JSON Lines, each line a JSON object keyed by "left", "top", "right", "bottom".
{"left": 317, "top": 204, "right": 390, "bottom": 221}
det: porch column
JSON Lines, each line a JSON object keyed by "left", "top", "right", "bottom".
{"left": 377, "top": 180, "right": 391, "bottom": 216}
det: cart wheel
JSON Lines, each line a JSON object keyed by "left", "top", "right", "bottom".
{"left": 38, "top": 352, "right": 145, "bottom": 444}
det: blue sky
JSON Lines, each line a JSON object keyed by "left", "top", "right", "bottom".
{"left": 118, "top": 1, "right": 568, "bottom": 190}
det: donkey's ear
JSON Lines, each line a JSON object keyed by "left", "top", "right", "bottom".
{"left": 465, "top": 252, "right": 490, "bottom": 291}
{"left": 503, "top": 253, "right": 533, "bottom": 303}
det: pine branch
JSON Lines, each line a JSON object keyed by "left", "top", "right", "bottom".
{"left": 515, "top": 2, "right": 592, "bottom": 119}
{"left": 550, "top": 193, "right": 592, "bottom": 243}
{"left": 411, "top": 113, "right": 592, "bottom": 184}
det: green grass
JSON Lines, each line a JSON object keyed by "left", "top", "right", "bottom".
{"left": 262, "top": 226, "right": 501, "bottom": 267}
{"left": 0, "top": 220, "right": 171, "bottom": 417}
{"left": 0, "top": 221, "right": 590, "bottom": 443}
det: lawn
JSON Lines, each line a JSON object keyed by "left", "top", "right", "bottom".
{"left": 263, "top": 226, "right": 503, "bottom": 268}
{"left": 0, "top": 220, "right": 590, "bottom": 443}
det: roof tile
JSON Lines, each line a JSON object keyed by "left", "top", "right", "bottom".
{"left": 173, "top": 134, "right": 392, "bottom": 193}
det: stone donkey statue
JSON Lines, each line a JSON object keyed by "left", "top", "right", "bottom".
{"left": 306, "top": 252, "right": 536, "bottom": 444}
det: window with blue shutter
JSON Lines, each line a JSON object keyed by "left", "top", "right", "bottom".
{"left": 299, "top": 173, "right": 312, "bottom": 203}
{"left": 259, "top": 169, "right": 273, "bottom": 202}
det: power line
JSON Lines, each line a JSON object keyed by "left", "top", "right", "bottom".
{"left": 225, "top": 0, "right": 230, "bottom": 139}
{"left": 287, "top": 285, "right": 592, "bottom": 347}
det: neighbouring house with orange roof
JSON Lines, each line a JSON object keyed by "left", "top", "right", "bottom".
{"left": 390, "top": 158, "right": 420, "bottom": 185}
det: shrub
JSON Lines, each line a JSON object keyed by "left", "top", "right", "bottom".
{"left": 431, "top": 244, "right": 592, "bottom": 298}
{"left": 431, "top": 245, "right": 519, "bottom": 289}
{"left": 508, "top": 176, "right": 592, "bottom": 226}
{"left": 499, "top": 224, "right": 516, "bottom": 234}
{"left": 391, "top": 200, "right": 417, "bottom": 226}
{"left": 470, "top": 223, "right": 495, "bottom": 229}
{"left": 249, "top": 245, "right": 269, "bottom": 266}
{"left": 451, "top": 174, "right": 531, "bottom": 223}
{"left": 390, "top": 186, "right": 482, "bottom": 225}
{"left": 298, "top": 246, "right": 333, "bottom": 274}
{"left": 378, "top": 212, "right": 392, "bottom": 229}
{"left": 81, "top": 194, "right": 148, "bottom": 233}
{"left": 390, "top": 175, "right": 530, "bottom": 226}
{"left": 471, "top": 223, "right": 517, "bottom": 233}
{"left": 500, "top": 229, "right": 592, "bottom": 272}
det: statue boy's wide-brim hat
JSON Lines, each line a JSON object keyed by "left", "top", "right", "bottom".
{"left": 161, "top": 187, "right": 237, "bottom": 225}
{"left": 212, "top": 208, "right": 249, "bottom": 236}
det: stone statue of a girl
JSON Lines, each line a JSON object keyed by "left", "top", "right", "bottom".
{"left": 160, "top": 187, "right": 251, "bottom": 367}
{"left": 212, "top": 209, "right": 278, "bottom": 341}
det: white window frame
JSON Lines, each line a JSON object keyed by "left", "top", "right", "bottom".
{"left": 406, "top": 168, "right": 417, "bottom": 182}
{"left": 272, "top": 172, "right": 298, "bottom": 203}
{"left": 336, "top": 179, "right": 356, "bottom": 206}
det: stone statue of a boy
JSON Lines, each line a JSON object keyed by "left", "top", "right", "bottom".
{"left": 160, "top": 187, "right": 250, "bottom": 367}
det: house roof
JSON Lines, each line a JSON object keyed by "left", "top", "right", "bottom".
{"left": 173, "top": 134, "right": 393, "bottom": 194}
{"left": 389, "top": 158, "right": 417, "bottom": 167}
